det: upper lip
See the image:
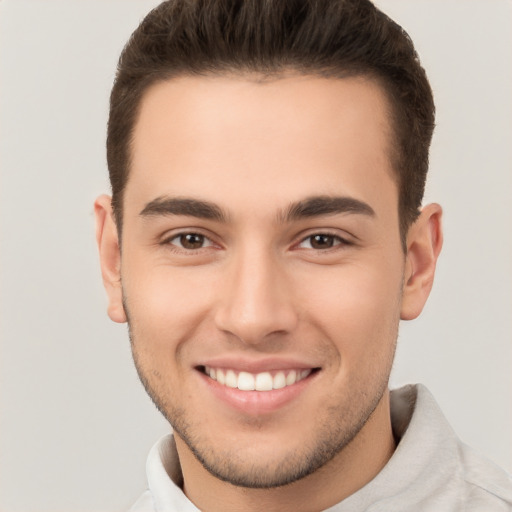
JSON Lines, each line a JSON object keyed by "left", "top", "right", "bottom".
{"left": 196, "top": 356, "right": 320, "bottom": 373}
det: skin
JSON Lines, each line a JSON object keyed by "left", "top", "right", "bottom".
{"left": 95, "top": 74, "right": 442, "bottom": 512}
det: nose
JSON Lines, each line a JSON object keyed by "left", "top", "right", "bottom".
{"left": 214, "top": 247, "right": 298, "bottom": 345}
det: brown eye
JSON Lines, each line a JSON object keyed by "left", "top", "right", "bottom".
{"left": 165, "top": 232, "right": 214, "bottom": 250}
{"left": 298, "top": 233, "right": 347, "bottom": 250}
{"left": 179, "top": 233, "right": 206, "bottom": 249}
{"left": 309, "top": 234, "right": 335, "bottom": 249}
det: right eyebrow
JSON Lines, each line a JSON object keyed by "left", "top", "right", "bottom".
{"left": 139, "top": 196, "right": 228, "bottom": 222}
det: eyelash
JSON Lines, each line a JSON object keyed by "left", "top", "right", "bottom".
{"left": 162, "top": 232, "right": 216, "bottom": 252}
{"left": 161, "top": 231, "right": 352, "bottom": 253}
{"left": 296, "top": 233, "right": 351, "bottom": 250}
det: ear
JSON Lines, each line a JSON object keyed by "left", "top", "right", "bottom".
{"left": 94, "top": 195, "right": 127, "bottom": 323}
{"left": 400, "top": 203, "right": 443, "bottom": 320}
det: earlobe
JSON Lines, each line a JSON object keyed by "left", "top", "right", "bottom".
{"left": 400, "top": 203, "right": 443, "bottom": 320}
{"left": 94, "top": 195, "right": 127, "bottom": 323}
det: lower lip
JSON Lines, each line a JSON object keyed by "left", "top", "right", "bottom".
{"left": 198, "top": 370, "right": 317, "bottom": 415}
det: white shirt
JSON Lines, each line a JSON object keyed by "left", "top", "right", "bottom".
{"left": 130, "top": 384, "right": 512, "bottom": 511}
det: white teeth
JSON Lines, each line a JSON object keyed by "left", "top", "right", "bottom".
{"left": 286, "top": 370, "right": 297, "bottom": 386}
{"left": 238, "top": 372, "right": 255, "bottom": 390}
{"left": 204, "top": 366, "right": 313, "bottom": 391}
{"left": 301, "top": 369, "right": 311, "bottom": 379}
{"left": 225, "top": 369, "right": 237, "bottom": 388}
{"left": 216, "top": 368, "right": 226, "bottom": 385}
{"left": 273, "top": 371, "right": 286, "bottom": 389}
{"left": 255, "top": 372, "right": 273, "bottom": 391}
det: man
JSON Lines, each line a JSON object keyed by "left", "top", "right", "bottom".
{"left": 94, "top": 0, "right": 512, "bottom": 510}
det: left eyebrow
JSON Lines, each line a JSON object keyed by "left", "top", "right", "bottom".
{"left": 279, "top": 195, "right": 376, "bottom": 223}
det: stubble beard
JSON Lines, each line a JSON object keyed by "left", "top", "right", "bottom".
{"left": 127, "top": 326, "right": 392, "bottom": 489}
{"left": 171, "top": 383, "right": 388, "bottom": 489}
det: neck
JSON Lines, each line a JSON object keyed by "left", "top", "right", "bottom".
{"left": 175, "top": 390, "right": 396, "bottom": 512}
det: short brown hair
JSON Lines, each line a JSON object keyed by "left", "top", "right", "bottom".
{"left": 107, "top": 0, "right": 435, "bottom": 244}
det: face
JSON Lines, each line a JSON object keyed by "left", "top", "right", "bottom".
{"left": 106, "top": 75, "right": 412, "bottom": 487}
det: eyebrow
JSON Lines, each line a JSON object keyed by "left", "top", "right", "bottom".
{"left": 139, "top": 196, "right": 228, "bottom": 222}
{"left": 139, "top": 194, "right": 375, "bottom": 223}
{"left": 279, "top": 195, "right": 375, "bottom": 222}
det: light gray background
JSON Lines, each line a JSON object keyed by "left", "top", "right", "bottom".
{"left": 0, "top": 1, "right": 511, "bottom": 511}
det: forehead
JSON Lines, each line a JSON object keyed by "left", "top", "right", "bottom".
{"left": 126, "top": 74, "right": 397, "bottom": 220}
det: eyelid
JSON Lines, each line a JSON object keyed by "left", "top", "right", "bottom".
{"left": 160, "top": 228, "right": 220, "bottom": 251}
{"left": 293, "top": 229, "right": 354, "bottom": 250}
{"left": 171, "top": 233, "right": 214, "bottom": 248}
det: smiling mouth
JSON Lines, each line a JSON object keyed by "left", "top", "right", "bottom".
{"left": 199, "top": 366, "right": 320, "bottom": 391}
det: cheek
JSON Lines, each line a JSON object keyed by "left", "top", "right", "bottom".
{"left": 299, "top": 260, "right": 403, "bottom": 354}
{"left": 122, "top": 261, "right": 218, "bottom": 350}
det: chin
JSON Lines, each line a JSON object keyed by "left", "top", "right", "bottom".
{"left": 170, "top": 388, "right": 385, "bottom": 489}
